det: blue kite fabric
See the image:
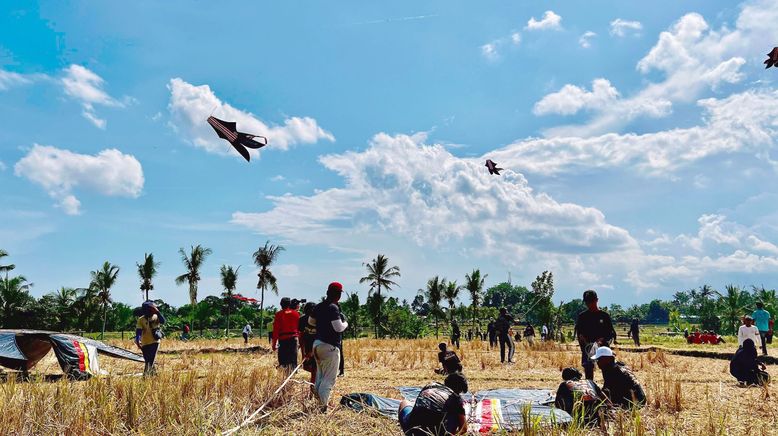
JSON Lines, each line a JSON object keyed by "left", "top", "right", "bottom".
{"left": 341, "top": 387, "right": 572, "bottom": 432}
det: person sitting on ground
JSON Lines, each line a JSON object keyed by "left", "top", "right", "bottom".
{"left": 730, "top": 338, "right": 770, "bottom": 386}
{"left": 398, "top": 372, "right": 469, "bottom": 436}
{"left": 555, "top": 367, "right": 610, "bottom": 426}
{"left": 242, "top": 323, "right": 252, "bottom": 344}
{"left": 738, "top": 316, "right": 763, "bottom": 349}
{"left": 690, "top": 330, "right": 702, "bottom": 344}
{"left": 594, "top": 346, "right": 646, "bottom": 408}
{"left": 436, "top": 342, "right": 463, "bottom": 375}
{"left": 272, "top": 297, "right": 300, "bottom": 370}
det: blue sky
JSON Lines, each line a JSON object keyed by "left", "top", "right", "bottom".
{"left": 2, "top": 0, "right": 778, "bottom": 308}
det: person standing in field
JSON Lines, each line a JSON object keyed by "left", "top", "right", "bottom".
{"left": 524, "top": 324, "right": 535, "bottom": 346}
{"left": 182, "top": 323, "right": 190, "bottom": 341}
{"left": 450, "top": 319, "right": 461, "bottom": 349}
{"left": 299, "top": 302, "right": 318, "bottom": 386}
{"left": 494, "top": 308, "right": 516, "bottom": 363}
{"left": 242, "top": 323, "right": 252, "bottom": 345}
{"left": 738, "top": 315, "right": 762, "bottom": 349}
{"left": 752, "top": 302, "right": 771, "bottom": 355}
{"left": 541, "top": 324, "right": 549, "bottom": 342}
{"left": 135, "top": 301, "right": 166, "bottom": 376}
{"left": 487, "top": 321, "right": 497, "bottom": 349}
{"left": 272, "top": 297, "right": 300, "bottom": 370}
{"left": 309, "top": 282, "right": 349, "bottom": 411}
{"left": 628, "top": 318, "right": 640, "bottom": 347}
{"left": 575, "top": 290, "right": 617, "bottom": 380}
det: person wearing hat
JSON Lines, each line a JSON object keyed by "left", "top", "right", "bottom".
{"left": 752, "top": 302, "right": 771, "bottom": 355}
{"left": 594, "top": 346, "right": 646, "bottom": 408}
{"left": 135, "top": 301, "right": 166, "bottom": 376}
{"left": 555, "top": 367, "right": 610, "bottom": 426}
{"left": 574, "top": 290, "right": 617, "bottom": 380}
{"left": 308, "top": 282, "right": 349, "bottom": 411}
{"left": 272, "top": 297, "right": 300, "bottom": 370}
{"left": 738, "top": 315, "right": 762, "bottom": 349}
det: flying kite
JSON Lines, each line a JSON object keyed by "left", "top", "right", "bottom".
{"left": 485, "top": 159, "right": 503, "bottom": 175}
{"left": 207, "top": 116, "right": 267, "bottom": 162}
{"left": 765, "top": 47, "right": 778, "bottom": 69}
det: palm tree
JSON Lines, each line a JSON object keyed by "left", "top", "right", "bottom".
{"left": 0, "top": 275, "right": 33, "bottom": 328}
{"left": 425, "top": 276, "right": 445, "bottom": 338}
{"left": 359, "top": 254, "right": 401, "bottom": 336}
{"left": 465, "top": 269, "right": 487, "bottom": 330}
{"left": 137, "top": 253, "right": 160, "bottom": 301}
{"left": 52, "top": 287, "right": 78, "bottom": 330}
{"left": 90, "top": 261, "right": 120, "bottom": 339}
{"left": 220, "top": 265, "right": 239, "bottom": 336}
{"left": 0, "top": 249, "right": 15, "bottom": 277}
{"left": 721, "top": 284, "right": 747, "bottom": 335}
{"left": 175, "top": 245, "right": 213, "bottom": 308}
{"left": 443, "top": 280, "right": 461, "bottom": 321}
{"left": 253, "top": 241, "right": 284, "bottom": 337}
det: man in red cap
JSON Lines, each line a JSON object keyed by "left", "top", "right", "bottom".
{"left": 308, "top": 282, "right": 348, "bottom": 412}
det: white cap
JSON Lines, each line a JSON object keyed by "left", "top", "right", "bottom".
{"left": 592, "top": 346, "right": 614, "bottom": 360}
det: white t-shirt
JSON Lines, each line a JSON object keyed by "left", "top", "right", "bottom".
{"left": 243, "top": 324, "right": 252, "bottom": 334}
{"left": 542, "top": 325, "right": 549, "bottom": 335}
{"left": 738, "top": 324, "right": 762, "bottom": 347}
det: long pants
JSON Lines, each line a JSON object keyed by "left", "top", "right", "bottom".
{"left": 313, "top": 340, "right": 341, "bottom": 406}
{"left": 278, "top": 338, "right": 298, "bottom": 368}
{"left": 632, "top": 334, "right": 640, "bottom": 347}
{"left": 489, "top": 334, "right": 497, "bottom": 348}
{"left": 141, "top": 342, "right": 159, "bottom": 375}
{"left": 759, "top": 331, "right": 768, "bottom": 355}
{"left": 498, "top": 333, "right": 514, "bottom": 363}
{"left": 451, "top": 335, "right": 460, "bottom": 349}
{"left": 243, "top": 333, "right": 248, "bottom": 344}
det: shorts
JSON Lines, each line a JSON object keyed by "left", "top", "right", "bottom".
{"left": 398, "top": 406, "right": 413, "bottom": 431}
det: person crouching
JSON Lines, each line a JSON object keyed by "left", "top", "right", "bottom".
{"left": 398, "top": 372, "right": 468, "bottom": 436}
{"left": 436, "top": 342, "right": 463, "bottom": 375}
{"left": 272, "top": 297, "right": 300, "bottom": 370}
{"left": 594, "top": 347, "right": 646, "bottom": 409}
{"left": 730, "top": 338, "right": 770, "bottom": 386}
{"left": 555, "top": 367, "right": 610, "bottom": 426}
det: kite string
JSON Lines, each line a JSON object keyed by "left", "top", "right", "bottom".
{"left": 221, "top": 362, "right": 303, "bottom": 436}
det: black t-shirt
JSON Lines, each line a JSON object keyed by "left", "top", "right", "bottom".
{"left": 575, "top": 310, "right": 616, "bottom": 344}
{"left": 312, "top": 302, "right": 343, "bottom": 347}
{"left": 555, "top": 379, "right": 607, "bottom": 424}
{"left": 494, "top": 314, "right": 514, "bottom": 335}
{"left": 406, "top": 383, "right": 465, "bottom": 436}
{"left": 437, "top": 351, "right": 462, "bottom": 373}
{"left": 298, "top": 314, "right": 316, "bottom": 351}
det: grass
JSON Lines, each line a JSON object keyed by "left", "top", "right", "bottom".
{"left": 2, "top": 336, "right": 778, "bottom": 434}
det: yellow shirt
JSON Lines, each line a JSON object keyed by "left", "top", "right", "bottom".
{"left": 136, "top": 315, "right": 161, "bottom": 347}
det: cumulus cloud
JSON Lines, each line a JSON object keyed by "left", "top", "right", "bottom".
{"left": 61, "top": 65, "right": 126, "bottom": 129}
{"left": 526, "top": 11, "right": 562, "bottom": 31}
{"left": 233, "top": 133, "right": 635, "bottom": 259}
{"left": 533, "top": 79, "right": 619, "bottom": 116}
{"left": 495, "top": 89, "right": 778, "bottom": 176}
{"left": 579, "top": 31, "right": 596, "bottom": 48}
{"left": 14, "top": 144, "right": 144, "bottom": 215}
{"left": 609, "top": 19, "right": 642, "bottom": 37}
{"left": 536, "top": 1, "right": 778, "bottom": 137}
{"left": 167, "top": 78, "right": 334, "bottom": 158}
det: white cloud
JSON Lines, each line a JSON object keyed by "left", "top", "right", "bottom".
{"left": 0, "top": 160, "right": 6, "bottom": 171}
{"left": 537, "top": 2, "right": 778, "bottom": 137}
{"left": 533, "top": 79, "right": 619, "bottom": 116}
{"left": 233, "top": 132, "right": 635, "bottom": 258}
{"left": 14, "top": 144, "right": 144, "bottom": 215}
{"left": 495, "top": 89, "right": 778, "bottom": 176}
{"left": 0, "top": 69, "right": 33, "bottom": 91}
{"left": 61, "top": 65, "right": 127, "bottom": 129}
{"left": 511, "top": 32, "right": 522, "bottom": 45}
{"left": 480, "top": 31, "right": 522, "bottom": 61}
{"left": 609, "top": 19, "right": 643, "bottom": 37}
{"left": 526, "top": 11, "right": 562, "bottom": 31}
{"left": 579, "top": 31, "right": 596, "bottom": 48}
{"left": 167, "top": 78, "right": 334, "bottom": 158}
{"left": 271, "top": 175, "right": 286, "bottom": 182}
{"left": 480, "top": 42, "right": 499, "bottom": 61}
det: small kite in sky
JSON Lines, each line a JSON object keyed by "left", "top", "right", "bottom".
{"left": 485, "top": 159, "right": 503, "bottom": 175}
{"left": 207, "top": 116, "right": 267, "bottom": 162}
{"left": 765, "top": 47, "right": 778, "bottom": 69}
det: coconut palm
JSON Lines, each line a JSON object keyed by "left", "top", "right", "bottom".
{"left": 52, "top": 287, "right": 78, "bottom": 330}
{"left": 0, "top": 275, "right": 33, "bottom": 328}
{"left": 220, "top": 265, "right": 239, "bottom": 335}
{"left": 253, "top": 241, "right": 284, "bottom": 336}
{"left": 175, "top": 245, "right": 213, "bottom": 308}
{"left": 137, "top": 253, "right": 160, "bottom": 301}
{"left": 0, "top": 249, "right": 15, "bottom": 277}
{"left": 720, "top": 284, "right": 747, "bottom": 335}
{"left": 425, "top": 276, "right": 445, "bottom": 338}
{"left": 90, "top": 261, "right": 120, "bottom": 339}
{"left": 465, "top": 269, "right": 487, "bottom": 329}
{"left": 359, "top": 254, "right": 401, "bottom": 336}
{"left": 443, "top": 280, "right": 461, "bottom": 321}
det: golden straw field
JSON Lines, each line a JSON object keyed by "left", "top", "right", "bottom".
{"left": 1, "top": 337, "right": 777, "bottom": 435}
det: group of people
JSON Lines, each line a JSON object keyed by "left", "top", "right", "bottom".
{"left": 730, "top": 303, "right": 773, "bottom": 386}
{"left": 685, "top": 329, "right": 725, "bottom": 345}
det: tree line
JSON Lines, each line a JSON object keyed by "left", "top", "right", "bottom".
{"left": 1, "top": 248, "right": 774, "bottom": 339}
